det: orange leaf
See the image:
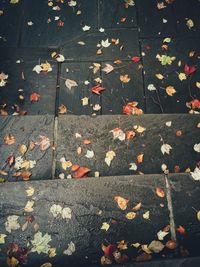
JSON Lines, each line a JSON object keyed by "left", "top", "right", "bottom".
{"left": 74, "top": 167, "right": 91, "bottom": 178}
{"left": 125, "top": 130, "right": 135, "bottom": 139}
{"left": 132, "top": 202, "right": 142, "bottom": 212}
{"left": 114, "top": 196, "right": 129, "bottom": 210}
{"left": 120, "top": 74, "right": 131, "bottom": 83}
{"left": 165, "top": 240, "right": 178, "bottom": 249}
{"left": 137, "top": 154, "right": 144, "bottom": 164}
{"left": 71, "top": 164, "right": 80, "bottom": 172}
{"left": 21, "top": 171, "right": 32, "bottom": 181}
{"left": 123, "top": 102, "right": 143, "bottom": 115}
{"left": 30, "top": 92, "right": 40, "bottom": 102}
{"left": 156, "top": 187, "right": 165, "bottom": 198}
{"left": 83, "top": 139, "right": 91, "bottom": 145}
{"left": 4, "top": 134, "right": 16, "bottom": 145}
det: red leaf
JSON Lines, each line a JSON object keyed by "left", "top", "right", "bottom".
{"left": 6, "top": 155, "right": 15, "bottom": 167}
{"left": 30, "top": 92, "right": 40, "bottom": 102}
{"left": 90, "top": 85, "right": 105, "bottom": 95}
{"left": 122, "top": 102, "right": 143, "bottom": 115}
{"left": 184, "top": 64, "right": 197, "bottom": 75}
{"left": 102, "top": 244, "right": 117, "bottom": 257}
{"left": 189, "top": 99, "right": 200, "bottom": 109}
{"left": 74, "top": 167, "right": 91, "bottom": 178}
{"left": 125, "top": 130, "right": 135, "bottom": 139}
{"left": 131, "top": 56, "right": 140, "bottom": 62}
{"left": 177, "top": 225, "right": 186, "bottom": 235}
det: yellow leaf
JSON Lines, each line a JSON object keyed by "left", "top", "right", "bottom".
{"left": 131, "top": 242, "right": 140, "bottom": 248}
{"left": 155, "top": 73, "right": 164, "bottom": 80}
{"left": 26, "top": 186, "right": 35, "bottom": 197}
{"left": 19, "top": 144, "right": 27, "bottom": 155}
{"left": 61, "top": 161, "right": 72, "bottom": 170}
{"left": 136, "top": 126, "right": 146, "bottom": 133}
{"left": 141, "top": 244, "right": 152, "bottom": 254}
{"left": 101, "top": 222, "right": 110, "bottom": 231}
{"left": 126, "top": 212, "right": 136, "bottom": 220}
{"left": 0, "top": 234, "right": 7, "bottom": 244}
{"left": 21, "top": 160, "right": 30, "bottom": 169}
{"left": 197, "top": 211, "right": 200, "bottom": 221}
{"left": 41, "top": 263, "right": 53, "bottom": 267}
{"left": 81, "top": 97, "right": 89, "bottom": 106}
{"left": 7, "top": 257, "right": 19, "bottom": 267}
{"left": 24, "top": 200, "right": 34, "bottom": 212}
{"left": 178, "top": 72, "right": 187, "bottom": 81}
{"left": 196, "top": 82, "right": 200, "bottom": 89}
{"left": 166, "top": 86, "right": 176, "bottom": 96}
{"left": 143, "top": 211, "right": 150, "bottom": 220}
{"left": 48, "top": 248, "right": 56, "bottom": 258}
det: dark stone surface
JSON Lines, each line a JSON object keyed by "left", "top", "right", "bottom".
{"left": 59, "top": 62, "right": 101, "bottom": 115}
{"left": 174, "top": 0, "right": 200, "bottom": 36}
{"left": 137, "top": 0, "right": 177, "bottom": 38}
{"left": 0, "top": 175, "right": 170, "bottom": 266}
{"left": 141, "top": 38, "right": 200, "bottom": 113}
{"left": 20, "top": 0, "right": 98, "bottom": 48}
{"left": 168, "top": 173, "right": 200, "bottom": 257}
{"left": 0, "top": 48, "right": 57, "bottom": 115}
{"left": 99, "top": 0, "right": 137, "bottom": 29}
{"left": 101, "top": 60, "right": 144, "bottom": 114}
{"left": 0, "top": 0, "right": 24, "bottom": 47}
{"left": 0, "top": 115, "right": 54, "bottom": 181}
{"left": 56, "top": 114, "right": 200, "bottom": 178}
{"left": 60, "top": 29, "right": 139, "bottom": 61}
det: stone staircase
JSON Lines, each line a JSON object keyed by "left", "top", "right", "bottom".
{"left": 0, "top": 0, "right": 200, "bottom": 267}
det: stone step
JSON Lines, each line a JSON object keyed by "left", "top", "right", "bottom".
{"left": 0, "top": 114, "right": 199, "bottom": 181}
{"left": 0, "top": 173, "right": 199, "bottom": 266}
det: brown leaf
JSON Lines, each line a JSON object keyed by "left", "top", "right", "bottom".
{"left": 114, "top": 196, "right": 129, "bottom": 210}
{"left": 21, "top": 171, "right": 32, "bottom": 181}
{"left": 58, "top": 104, "right": 67, "bottom": 114}
{"left": 165, "top": 240, "right": 178, "bottom": 249}
{"left": 4, "top": 134, "right": 16, "bottom": 145}
{"left": 74, "top": 167, "right": 91, "bottom": 178}
{"left": 132, "top": 202, "right": 142, "bottom": 212}
{"left": 156, "top": 187, "right": 165, "bottom": 198}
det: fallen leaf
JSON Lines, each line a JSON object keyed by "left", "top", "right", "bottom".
{"left": 24, "top": 200, "right": 34, "bottom": 212}
{"left": 81, "top": 97, "right": 89, "bottom": 106}
{"left": 101, "top": 38, "right": 111, "bottom": 48}
{"left": 156, "top": 187, "right": 165, "bottom": 198}
{"left": 161, "top": 143, "right": 172, "bottom": 155}
{"left": 143, "top": 211, "right": 150, "bottom": 220}
{"left": 26, "top": 187, "right": 35, "bottom": 197}
{"left": 114, "top": 196, "right": 129, "bottom": 210}
{"left": 101, "top": 222, "right": 110, "bottom": 231}
{"left": 90, "top": 85, "right": 105, "bottom": 95}
{"left": 194, "top": 143, "right": 200, "bottom": 153}
{"left": 105, "top": 150, "right": 116, "bottom": 166}
{"left": 177, "top": 225, "right": 186, "bottom": 235}
{"left": 165, "top": 240, "right": 177, "bottom": 249}
{"left": 0, "top": 234, "right": 7, "bottom": 244}
{"left": 123, "top": 101, "right": 143, "bottom": 115}
{"left": 110, "top": 128, "right": 125, "bottom": 141}
{"left": 59, "top": 104, "right": 67, "bottom": 114}
{"left": 137, "top": 154, "right": 144, "bottom": 164}
{"left": 65, "top": 79, "right": 78, "bottom": 90}
{"left": 126, "top": 212, "right": 136, "bottom": 220}
{"left": 63, "top": 241, "right": 76, "bottom": 255}
{"left": 74, "top": 167, "right": 91, "bottom": 178}
{"left": 41, "top": 263, "right": 53, "bottom": 267}
{"left": 197, "top": 211, "right": 200, "bottom": 221}
{"left": 21, "top": 171, "right": 32, "bottom": 181}
{"left": 31, "top": 232, "right": 52, "bottom": 254}
{"left": 7, "top": 257, "right": 19, "bottom": 267}
{"left": 102, "top": 64, "right": 114, "bottom": 74}
{"left": 4, "top": 134, "right": 16, "bottom": 145}
{"left": 117, "top": 240, "right": 128, "bottom": 250}
{"left": 191, "top": 167, "right": 200, "bottom": 180}
{"left": 184, "top": 64, "right": 197, "bottom": 75}
{"left": 157, "top": 230, "right": 169, "bottom": 241}
{"left": 19, "top": 144, "right": 27, "bottom": 155}
{"left": 82, "top": 25, "right": 91, "bottom": 31}
{"left": 5, "top": 215, "right": 20, "bottom": 233}
{"left": 155, "top": 73, "right": 164, "bottom": 80}
{"left": 166, "top": 86, "right": 176, "bottom": 96}
{"left": 178, "top": 72, "right": 187, "bottom": 81}
{"left": 131, "top": 56, "right": 140, "bottom": 62}
{"left": 132, "top": 202, "right": 142, "bottom": 212}
{"left": 50, "top": 204, "right": 62, "bottom": 218}
{"left": 120, "top": 74, "right": 131, "bottom": 83}
{"left": 85, "top": 150, "right": 94, "bottom": 159}
{"left": 148, "top": 240, "right": 164, "bottom": 253}
{"left": 62, "top": 207, "right": 72, "bottom": 220}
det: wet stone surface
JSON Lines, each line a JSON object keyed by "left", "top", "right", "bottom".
{"left": 56, "top": 114, "right": 199, "bottom": 179}
{"left": 168, "top": 173, "right": 200, "bottom": 257}
{"left": 141, "top": 37, "right": 200, "bottom": 113}
{"left": 0, "top": 115, "right": 54, "bottom": 181}
{"left": 0, "top": 175, "right": 171, "bottom": 266}
{"left": 20, "top": 0, "right": 98, "bottom": 48}
{"left": 0, "top": 48, "right": 57, "bottom": 115}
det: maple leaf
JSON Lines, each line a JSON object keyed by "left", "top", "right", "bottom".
{"left": 31, "top": 232, "right": 52, "bottom": 254}
{"left": 5, "top": 215, "right": 20, "bottom": 233}
{"left": 110, "top": 128, "right": 125, "bottom": 141}
{"left": 123, "top": 102, "right": 143, "bottom": 115}
{"left": 105, "top": 150, "right": 116, "bottom": 166}
{"left": 4, "top": 134, "right": 15, "bottom": 145}
{"left": 161, "top": 143, "right": 172, "bottom": 155}
{"left": 166, "top": 86, "right": 176, "bottom": 96}
{"left": 120, "top": 74, "right": 131, "bottom": 83}
{"left": 90, "top": 85, "right": 105, "bottom": 95}
{"left": 50, "top": 204, "right": 62, "bottom": 218}
{"left": 30, "top": 92, "right": 40, "bottom": 102}
{"left": 36, "top": 135, "right": 50, "bottom": 150}
{"left": 184, "top": 64, "right": 197, "bottom": 75}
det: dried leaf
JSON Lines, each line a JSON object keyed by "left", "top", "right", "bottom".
{"left": 156, "top": 187, "right": 165, "bottom": 198}
{"left": 19, "top": 144, "right": 27, "bottom": 155}
{"left": 126, "top": 212, "right": 136, "bottom": 220}
{"left": 166, "top": 86, "right": 176, "bottom": 96}
{"left": 101, "top": 222, "right": 110, "bottom": 231}
{"left": 4, "top": 134, "right": 16, "bottom": 145}
{"left": 0, "top": 234, "right": 7, "bottom": 244}
{"left": 65, "top": 79, "right": 78, "bottom": 90}
{"left": 90, "top": 85, "right": 105, "bottom": 95}
{"left": 24, "top": 200, "right": 34, "bottom": 212}
{"left": 30, "top": 92, "right": 40, "bottom": 102}
{"left": 120, "top": 74, "right": 131, "bottom": 83}
{"left": 161, "top": 143, "right": 172, "bottom": 155}
{"left": 63, "top": 241, "right": 76, "bottom": 255}
{"left": 114, "top": 196, "right": 129, "bottom": 210}
{"left": 31, "top": 232, "right": 52, "bottom": 254}
{"left": 74, "top": 167, "right": 91, "bottom": 178}
{"left": 102, "top": 64, "right": 114, "bottom": 74}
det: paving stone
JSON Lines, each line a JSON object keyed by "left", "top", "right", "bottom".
{"left": 20, "top": 0, "right": 98, "bottom": 48}
{"left": 137, "top": 0, "right": 177, "bottom": 38}
{"left": 0, "top": 0, "right": 24, "bottom": 47}
{"left": 0, "top": 175, "right": 171, "bottom": 266}
{"left": 168, "top": 173, "right": 200, "bottom": 257}
{"left": 174, "top": 0, "right": 200, "bottom": 36}
{"left": 141, "top": 38, "right": 200, "bottom": 113}
{"left": 56, "top": 114, "right": 199, "bottom": 178}
{"left": 0, "top": 48, "right": 57, "bottom": 115}
{"left": 59, "top": 62, "right": 101, "bottom": 115}
{"left": 99, "top": 0, "right": 137, "bottom": 29}
{"left": 0, "top": 115, "right": 54, "bottom": 181}
{"left": 101, "top": 60, "right": 145, "bottom": 114}
{"left": 60, "top": 29, "right": 139, "bottom": 61}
